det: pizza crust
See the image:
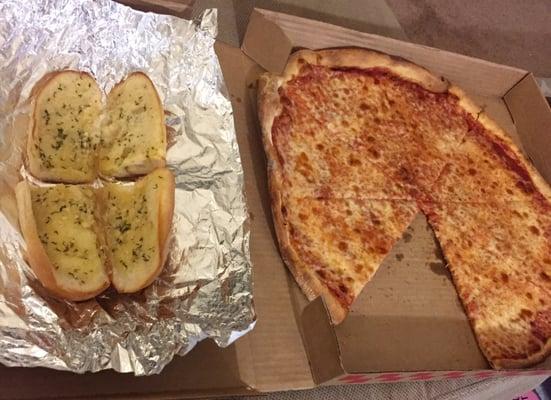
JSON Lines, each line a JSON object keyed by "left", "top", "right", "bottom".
{"left": 493, "top": 340, "right": 551, "bottom": 369}
{"left": 258, "top": 74, "right": 348, "bottom": 323}
{"left": 282, "top": 48, "right": 449, "bottom": 93}
{"left": 268, "top": 175, "right": 348, "bottom": 324}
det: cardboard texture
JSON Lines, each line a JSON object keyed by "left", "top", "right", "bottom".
{"left": 0, "top": 340, "right": 253, "bottom": 400}
{"left": 504, "top": 74, "right": 551, "bottom": 184}
{"left": 241, "top": 7, "right": 551, "bottom": 386}
{"left": 216, "top": 41, "right": 314, "bottom": 393}
{"left": 243, "top": 9, "right": 527, "bottom": 98}
{"left": 4, "top": 4, "right": 551, "bottom": 399}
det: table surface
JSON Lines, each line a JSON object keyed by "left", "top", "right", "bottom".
{"left": 123, "top": 0, "right": 551, "bottom": 77}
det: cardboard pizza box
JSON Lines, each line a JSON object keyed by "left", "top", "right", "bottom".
{"left": 3, "top": 4, "right": 551, "bottom": 399}
{"left": 239, "top": 8, "right": 551, "bottom": 385}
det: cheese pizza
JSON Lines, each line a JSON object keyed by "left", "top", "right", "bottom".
{"left": 258, "top": 48, "right": 551, "bottom": 369}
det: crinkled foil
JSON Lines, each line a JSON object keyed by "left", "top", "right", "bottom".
{"left": 0, "top": 0, "right": 255, "bottom": 375}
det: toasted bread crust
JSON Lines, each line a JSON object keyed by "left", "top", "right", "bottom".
{"left": 27, "top": 70, "right": 167, "bottom": 181}
{"left": 19, "top": 70, "right": 173, "bottom": 300}
{"left": 15, "top": 181, "right": 109, "bottom": 301}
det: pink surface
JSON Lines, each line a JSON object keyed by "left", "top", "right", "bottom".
{"left": 513, "top": 391, "right": 539, "bottom": 400}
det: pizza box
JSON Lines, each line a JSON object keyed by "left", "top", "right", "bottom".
{"left": 237, "top": 8, "right": 551, "bottom": 385}
{"left": 3, "top": 4, "right": 551, "bottom": 400}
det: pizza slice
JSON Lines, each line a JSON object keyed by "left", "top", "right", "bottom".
{"left": 272, "top": 194, "right": 418, "bottom": 323}
{"left": 422, "top": 199, "right": 551, "bottom": 368}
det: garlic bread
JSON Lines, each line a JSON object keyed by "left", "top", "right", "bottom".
{"left": 100, "top": 168, "right": 174, "bottom": 293}
{"left": 99, "top": 72, "right": 166, "bottom": 178}
{"left": 26, "top": 71, "right": 102, "bottom": 183}
{"left": 15, "top": 181, "right": 109, "bottom": 301}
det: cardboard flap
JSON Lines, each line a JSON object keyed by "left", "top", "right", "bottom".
{"left": 301, "top": 298, "right": 345, "bottom": 384}
{"left": 504, "top": 74, "right": 551, "bottom": 184}
{"left": 0, "top": 341, "right": 255, "bottom": 400}
{"left": 253, "top": 8, "right": 527, "bottom": 97}
{"left": 215, "top": 41, "right": 315, "bottom": 392}
{"left": 242, "top": 10, "right": 293, "bottom": 74}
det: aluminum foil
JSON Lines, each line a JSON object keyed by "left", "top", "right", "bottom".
{"left": 0, "top": 0, "right": 255, "bottom": 375}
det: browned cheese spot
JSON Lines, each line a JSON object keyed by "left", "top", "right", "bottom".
{"left": 520, "top": 308, "right": 533, "bottom": 319}
{"left": 338, "top": 241, "right": 348, "bottom": 252}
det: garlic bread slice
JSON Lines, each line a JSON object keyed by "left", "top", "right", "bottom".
{"left": 26, "top": 71, "right": 101, "bottom": 183}
{"left": 99, "top": 72, "right": 166, "bottom": 178}
{"left": 100, "top": 168, "right": 174, "bottom": 293}
{"left": 15, "top": 181, "right": 109, "bottom": 301}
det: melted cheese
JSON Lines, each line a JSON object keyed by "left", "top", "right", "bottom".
{"left": 30, "top": 72, "right": 101, "bottom": 182}
{"left": 31, "top": 185, "right": 106, "bottom": 291}
{"left": 273, "top": 66, "right": 469, "bottom": 198}
{"left": 431, "top": 129, "right": 541, "bottom": 203}
{"left": 285, "top": 196, "right": 418, "bottom": 305}
{"left": 99, "top": 73, "right": 165, "bottom": 177}
{"left": 424, "top": 200, "right": 551, "bottom": 365}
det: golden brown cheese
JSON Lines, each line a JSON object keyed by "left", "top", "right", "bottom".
{"left": 282, "top": 196, "right": 418, "bottom": 307}
{"left": 422, "top": 200, "right": 551, "bottom": 368}
{"left": 272, "top": 64, "right": 469, "bottom": 198}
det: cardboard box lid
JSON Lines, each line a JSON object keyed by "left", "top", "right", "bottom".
{"left": 240, "top": 7, "right": 551, "bottom": 383}
{"left": 242, "top": 8, "right": 527, "bottom": 97}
